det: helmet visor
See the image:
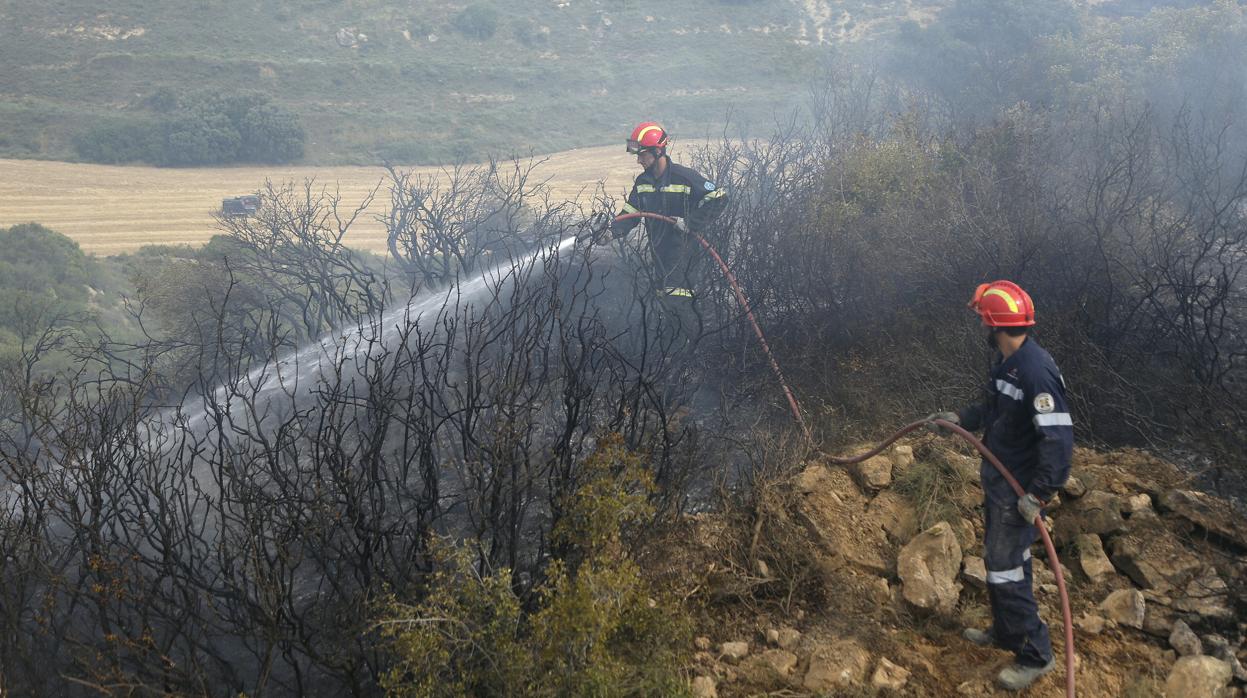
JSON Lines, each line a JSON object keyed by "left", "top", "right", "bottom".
{"left": 626, "top": 139, "right": 643, "bottom": 154}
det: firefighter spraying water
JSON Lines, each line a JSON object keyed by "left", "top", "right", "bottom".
{"left": 587, "top": 123, "right": 1076, "bottom": 694}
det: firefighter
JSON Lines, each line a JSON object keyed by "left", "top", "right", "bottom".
{"left": 608, "top": 121, "right": 728, "bottom": 310}
{"left": 927, "top": 280, "right": 1073, "bottom": 691}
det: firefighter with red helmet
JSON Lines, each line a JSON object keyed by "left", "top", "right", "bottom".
{"left": 608, "top": 122, "right": 728, "bottom": 303}
{"left": 928, "top": 280, "right": 1073, "bottom": 691}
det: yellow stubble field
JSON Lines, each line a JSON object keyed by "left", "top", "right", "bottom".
{"left": 0, "top": 145, "right": 641, "bottom": 256}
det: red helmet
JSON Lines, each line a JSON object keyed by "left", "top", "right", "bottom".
{"left": 627, "top": 122, "right": 669, "bottom": 154}
{"left": 968, "top": 280, "right": 1036, "bottom": 327}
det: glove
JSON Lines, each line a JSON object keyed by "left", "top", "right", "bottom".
{"left": 1018, "top": 493, "right": 1044, "bottom": 523}
{"left": 672, "top": 216, "right": 689, "bottom": 234}
{"left": 924, "top": 411, "right": 959, "bottom": 437}
{"left": 584, "top": 212, "right": 612, "bottom": 244}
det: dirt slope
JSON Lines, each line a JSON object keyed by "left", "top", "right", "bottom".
{"left": 0, "top": 146, "right": 641, "bottom": 255}
{"left": 664, "top": 442, "right": 1247, "bottom": 696}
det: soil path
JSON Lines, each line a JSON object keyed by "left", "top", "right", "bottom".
{"left": 0, "top": 146, "right": 640, "bottom": 255}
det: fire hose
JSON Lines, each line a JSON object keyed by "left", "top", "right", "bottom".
{"left": 824, "top": 418, "right": 1076, "bottom": 698}
{"left": 608, "top": 211, "right": 811, "bottom": 440}
{"left": 599, "top": 212, "right": 1073, "bottom": 693}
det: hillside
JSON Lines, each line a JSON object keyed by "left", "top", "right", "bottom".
{"left": 668, "top": 442, "right": 1247, "bottom": 696}
{"left": 0, "top": 0, "right": 901, "bottom": 165}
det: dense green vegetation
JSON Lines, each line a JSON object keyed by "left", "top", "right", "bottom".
{"left": 0, "top": 0, "right": 834, "bottom": 165}
{"left": 0, "top": 223, "right": 99, "bottom": 362}
{"left": 72, "top": 92, "right": 305, "bottom": 165}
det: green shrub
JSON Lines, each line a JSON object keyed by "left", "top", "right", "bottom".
{"left": 74, "top": 92, "right": 305, "bottom": 166}
{"left": 453, "top": 5, "right": 499, "bottom": 40}
{"left": 376, "top": 435, "right": 690, "bottom": 698}
{"left": 161, "top": 109, "right": 242, "bottom": 166}
{"left": 238, "top": 102, "right": 305, "bottom": 162}
{"left": 73, "top": 116, "right": 163, "bottom": 164}
{"left": 0, "top": 223, "right": 95, "bottom": 337}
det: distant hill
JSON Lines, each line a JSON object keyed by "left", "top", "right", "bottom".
{"left": 0, "top": 0, "right": 1198, "bottom": 166}
{"left": 0, "top": 0, "right": 941, "bottom": 165}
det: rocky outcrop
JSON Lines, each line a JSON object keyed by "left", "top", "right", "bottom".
{"left": 961, "top": 556, "right": 987, "bottom": 590}
{"left": 871, "top": 657, "right": 910, "bottom": 691}
{"left": 1053, "top": 490, "right": 1124, "bottom": 546}
{"left": 1164, "top": 656, "right": 1233, "bottom": 698}
{"left": 1107, "top": 531, "right": 1201, "bottom": 593}
{"left": 868, "top": 489, "right": 918, "bottom": 544}
{"left": 851, "top": 455, "right": 892, "bottom": 492}
{"left": 897, "top": 522, "right": 962, "bottom": 615}
{"left": 796, "top": 465, "right": 892, "bottom": 575}
{"left": 776, "top": 628, "right": 801, "bottom": 651}
{"left": 1075, "top": 533, "right": 1115, "bottom": 583}
{"left": 1169, "top": 620, "right": 1202, "bottom": 657}
{"left": 720, "top": 641, "right": 749, "bottom": 662}
{"left": 1171, "top": 566, "right": 1233, "bottom": 620}
{"left": 1098, "top": 588, "right": 1146, "bottom": 629}
{"left": 803, "top": 639, "right": 870, "bottom": 691}
{"left": 1122, "top": 493, "right": 1152, "bottom": 515}
{"left": 1159, "top": 489, "right": 1247, "bottom": 548}
{"left": 740, "top": 649, "right": 798, "bottom": 684}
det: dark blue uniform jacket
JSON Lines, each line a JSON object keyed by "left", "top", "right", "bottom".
{"left": 959, "top": 337, "right": 1074, "bottom": 506}
{"left": 610, "top": 161, "right": 727, "bottom": 290}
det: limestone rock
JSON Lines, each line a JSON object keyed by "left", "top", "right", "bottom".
{"left": 795, "top": 466, "right": 891, "bottom": 575}
{"left": 1209, "top": 644, "right": 1247, "bottom": 683}
{"left": 962, "top": 556, "right": 987, "bottom": 590}
{"left": 1122, "top": 493, "right": 1152, "bottom": 514}
{"left": 1075, "top": 613, "right": 1105, "bottom": 634}
{"left": 1062, "top": 475, "right": 1087, "bottom": 498}
{"left": 1099, "top": 589, "right": 1146, "bottom": 629}
{"left": 868, "top": 489, "right": 917, "bottom": 544}
{"left": 335, "top": 27, "right": 358, "bottom": 47}
{"left": 720, "top": 641, "right": 749, "bottom": 662}
{"left": 1033, "top": 560, "right": 1072, "bottom": 588}
{"left": 1172, "top": 567, "right": 1233, "bottom": 621}
{"left": 897, "top": 522, "right": 963, "bottom": 615}
{"left": 1158, "top": 489, "right": 1247, "bottom": 548}
{"left": 776, "top": 627, "right": 802, "bottom": 651}
{"left": 1170, "top": 620, "right": 1203, "bottom": 657}
{"left": 1164, "top": 656, "right": 1233, "bottom": 698}
{"left": 852, "top": 455, "right": 893, "bottom": 492}
{"left": 871, "top": 657, "right": 910, "bottom": 691}
{"left": 1108, "top": 531, "right": 1202, "bottom": 593}
{"left": 765, "top": 628, "right": 780, "bottom": 646}
{"left": 890, "top": 445, "right": 915, "bottom": 470}
{"left": 694, "top": 636, "right": 712, "bottom": 651}
{"left": 1143, "top": 605, "right": 1176, "bottom": 638}
{"left": 1075, "top": 533, "right": 1115, "bottom": 583}
{"left": 803, "top": 639, "right": 871, "bottom": 691}
{"left": 868, "top": 576, "right": 892, "bottom": 605}
{"left": 691, "top": 675, "right": 718, "bottom": 698}
{"left": 760, "top": 649, "right": 798, "bottom": 675}
{"left": 1053, "top": 490, "right": 1124, "bottom": 546}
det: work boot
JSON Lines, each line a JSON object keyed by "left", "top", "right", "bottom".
{"left": 962, "top": 627, "right": 996, "bottom": 647}
{"left": 997, "top": 659, "right": 1055, "bottom": 690}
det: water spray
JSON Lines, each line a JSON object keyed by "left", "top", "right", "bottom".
{"left": 609, "top": 211, "right": 811, "bottom": 440}
{"left": 824, "top": 419, "right": 1077, "bottom": 698}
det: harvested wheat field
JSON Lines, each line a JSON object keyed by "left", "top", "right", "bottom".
{"left": 0, "top": 146, "right": 641, "bottom": 256}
